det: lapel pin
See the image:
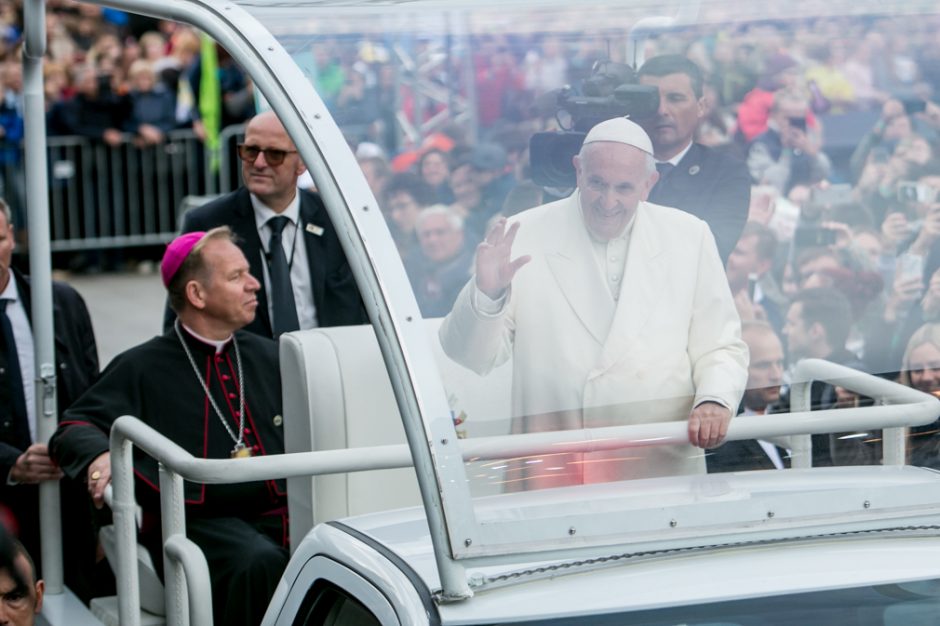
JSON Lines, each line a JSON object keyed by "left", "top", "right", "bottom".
{"left": 688, "top": 165, "right": 701, "bottom": 176}
{"left": 305, "top": 223, "right": 324, "bottom": 236}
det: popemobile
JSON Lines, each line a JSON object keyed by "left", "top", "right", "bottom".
{"left": 12, "top": 0, "right": 940, "bottom": 624}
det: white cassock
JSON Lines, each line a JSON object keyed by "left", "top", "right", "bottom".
{"left": 440, "top": 193, "right": 748, "bottom": 487}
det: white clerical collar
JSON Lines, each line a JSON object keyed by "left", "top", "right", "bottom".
{"left": 251, "top": 190, "right": 302, "bottom": 230}
{"left": 181, "top": 323, "right": 232, "bottom": 354}
{"left": 658, "top": 141, "right": 693, "bottom": 167}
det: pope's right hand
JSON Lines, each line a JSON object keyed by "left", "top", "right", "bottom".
{"left": 475, "top": 218, "right": 531, "bottom": 300}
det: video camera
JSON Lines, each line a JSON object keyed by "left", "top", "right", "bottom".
{"left": 529, "top": 61, "right": 660, "bottom": 189}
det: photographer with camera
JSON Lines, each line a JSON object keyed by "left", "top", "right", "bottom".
{"left": 636, "top": 55, "right": 751, "bottom": 263}
{"left": 747, "top": 90, "right": 831, "bottom": 194}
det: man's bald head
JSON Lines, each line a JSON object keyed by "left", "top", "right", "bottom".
{"left": 240, "top": 111, "right": 306, "bottom": 212}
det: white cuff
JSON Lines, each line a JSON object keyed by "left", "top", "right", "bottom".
{"left": 471, "top": 284, "right": 508, "bottom": 317}
{"left": 694, "top": 396, "right": 732, "bottom": 411}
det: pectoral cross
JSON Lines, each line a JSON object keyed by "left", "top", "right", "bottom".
{"left": 231, "top": 443, "right": 252, "bottom": 458}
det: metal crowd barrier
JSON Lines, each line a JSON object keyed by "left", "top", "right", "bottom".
{"left": 0, "top": 125, "right": 249, "bottom": 253}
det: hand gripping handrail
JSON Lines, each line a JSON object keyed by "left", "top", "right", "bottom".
{"left": 109, "top": 359, "right": 939, "bottom": 625}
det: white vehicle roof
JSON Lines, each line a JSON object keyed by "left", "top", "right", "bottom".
{"left": 299, "top": 466, "right": 940, "bottom": 622}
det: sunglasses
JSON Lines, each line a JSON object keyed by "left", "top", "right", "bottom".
{"left": 237, "top": 144, "right": 297, "bottom": 166}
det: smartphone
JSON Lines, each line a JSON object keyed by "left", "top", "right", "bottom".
{"left": 747, "top": 273, "right": 758, "bottom": 300}
{"left": 897, "top": 181, "right": 939, "bottom": 204}
{"left": 903, "top": 98, "right": 927, "bottom": 115}
{"left": 897, "top": 253, "right": 925, "bottom": 282}
{"left": 897, "top": 181, "right": 919, "bottom": 203}
{"left": 811, "top": 183, "right": 852, "bottom": 206}
{"left": 788, "top": 116, "right": 807, "bottom": 132}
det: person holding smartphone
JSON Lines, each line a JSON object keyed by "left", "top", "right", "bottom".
{"left": 747, "top": 90, "right": 832, "bottom": 194}
{"left": 851, "top": 96, "right": 940, "bottom": 189}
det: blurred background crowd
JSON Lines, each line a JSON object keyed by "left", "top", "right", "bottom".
{"left": 0, "top": 1, "right": 938, "bottom": 426}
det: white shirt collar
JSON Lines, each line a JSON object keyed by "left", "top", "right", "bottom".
{"left": 0, "top": 274, "right": 18, "bottom": 303}
{"left": 251, "top": 189, "right": 302, "bottom": 230}
{"left": 659, "top": 141, "right": 694, "bottom": 167}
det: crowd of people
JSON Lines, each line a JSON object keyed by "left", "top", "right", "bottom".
{"left": 339, "top": 16, "right": 940, "bottom": 472}
{"left": 1, "top": 0, "right": 940, "bottom": 619}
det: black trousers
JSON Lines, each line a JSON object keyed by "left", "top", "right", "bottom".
{"left": 143, "top": 512, "right": 289, "bottom": 626}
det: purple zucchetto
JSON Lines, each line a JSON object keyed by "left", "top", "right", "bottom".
{"left": 161, "top": 231, "right": 207, "bottom": 287}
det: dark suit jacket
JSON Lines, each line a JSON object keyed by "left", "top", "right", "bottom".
{"left": 647, "top": 143, "right": 751, "bottom": 264}
{"left": 0, "top": 270, "right": 100, "bottom": 598}
{"left": 0, "top": 270, "right": 99, "bottom": 481}
{"left": 707, "top": 438, "right": 791, "bottom": 473}
{"left": 175, "top": 187, "right": 367, "bottom": 337}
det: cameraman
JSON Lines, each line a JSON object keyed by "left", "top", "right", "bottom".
{"left": 637, "top": 54, "right": 751, "bottom": 263}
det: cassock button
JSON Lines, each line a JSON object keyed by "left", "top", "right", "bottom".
{"left": 60, "top": 363, "right": 67, "bottom": 369}
{"left": 252, "top": 445, "right": 260, "bottom": 453}
{"left": 273, "top": 415, "right": 283, "bottom": 427}
{"left": 2, "top": 421, "right": 9, "bottom": 428}
{"left": 244, "top": 428, "right": 252, "bottom": 435}
{"left": 0, "top": 368, "right": 4, "bottom": 374}
{"left": 221, "top": 374, "right": 230, "bottom": 381}
{"left": 234, "top": 411, "right": 241, "bottom": 417}
{"left": 227, "top": 392, "right": 236, "bottom": 399}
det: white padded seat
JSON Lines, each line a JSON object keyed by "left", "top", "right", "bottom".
{"left": 279, "top": 318, "right": 512, "bottom": 547}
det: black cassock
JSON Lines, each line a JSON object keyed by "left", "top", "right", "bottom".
{"left": 50, "top": 327, "right": 287, "bottom": 626}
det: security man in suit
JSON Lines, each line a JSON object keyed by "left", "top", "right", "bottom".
{"left": 0, "top": 199, "right": 104, "bottom": 602}
{"left": 176, "top": 111, "right": 366, "bottom": 338}
{"left": 637, "top": 54, "right": 751, "bottom": 263}
{"left": 707, "top": 321, "right": 791, "bottom": 473}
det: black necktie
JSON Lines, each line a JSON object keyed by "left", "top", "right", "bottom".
{"left": 267, "top": 216, "right": 300, "bottom": 336}
{"left": 655, "top": 162, "right": 675, "bottom": 179}
{"left": 0, "top": 299, "right": 29, "bottom": 448}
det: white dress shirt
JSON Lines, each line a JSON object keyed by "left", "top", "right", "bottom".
{"left": 656, "top": 141, "right": 694, "bottom": 169}
{"left": 743, "top": 407, "right": 790, "bottom": 470}
{"left": 251, "top": 192, "right": 319, "bottom": 329}
{"left": 0, "top": 277, "right": 35, "bottom": 443}
{"left": 585, "top": 215, "right": 633, "bottom": 302}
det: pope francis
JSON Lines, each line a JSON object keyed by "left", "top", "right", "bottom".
{"left": 439, "top": 117, "right": 748, "bottom": 488}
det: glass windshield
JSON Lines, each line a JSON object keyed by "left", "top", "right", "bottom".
{"left": 481, "top": 578, "right": 940, "bottom": 624}
{"left": 228, "top": 0, "right": 940, "bottom": 551}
